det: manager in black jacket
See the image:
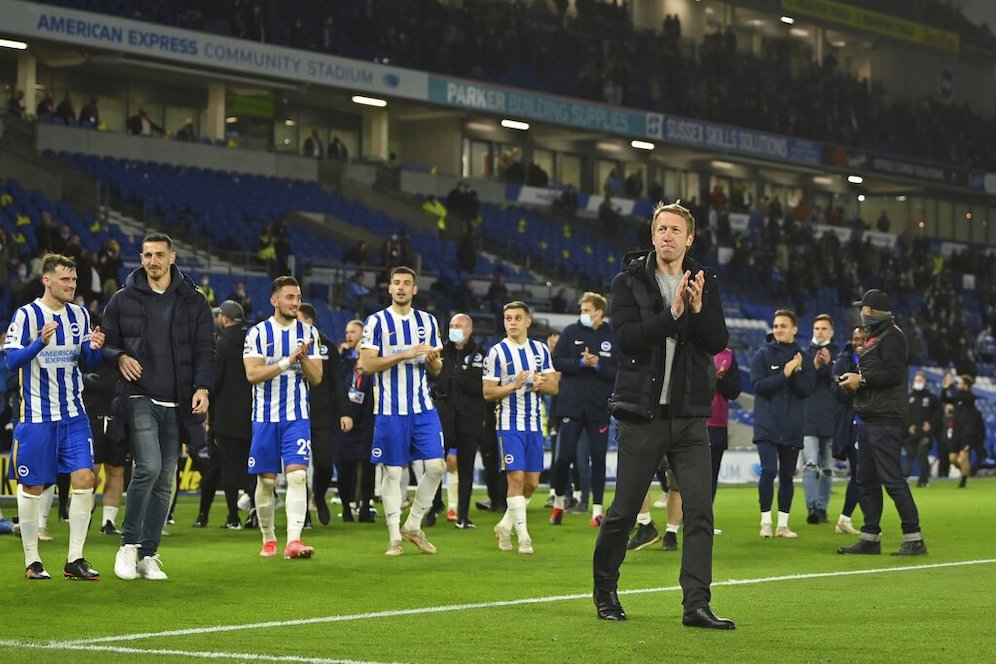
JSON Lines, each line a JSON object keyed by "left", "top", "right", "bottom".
{"left": 102, "top": 232, "right": 215, "bottom": 579}
{"left": 211, "top": 300, "right": 254, "bottom": 529}
{"left": 838, "top": 289, "right": 926, "bottom": 556}
{"left": 592, "top": 202, "right": 733, "bottom": 630}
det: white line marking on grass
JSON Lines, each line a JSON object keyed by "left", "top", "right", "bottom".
{"left": 0, "top": 639, "right": 395, "bottom": 664}
{"left": 68, "top": 558, "right": 996, "bottom": 646}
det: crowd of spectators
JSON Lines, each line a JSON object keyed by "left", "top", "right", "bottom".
{"left": 27, "top": 0, "right": 996, "bottom": 171}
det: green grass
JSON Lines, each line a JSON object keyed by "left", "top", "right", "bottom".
{"left": 3, "top": 478, "right": 996, "bottom": 663}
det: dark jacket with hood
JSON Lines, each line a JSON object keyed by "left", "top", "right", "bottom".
{"left": 751, "top": 333, "right": 816, "bottom": 446}
{"left": 101, "top": 265, "right": 215, "bottom": 448}
{"left": 802, "top": 340, "right": 839, "bottom": 437}
{"left": 830, "top": 342, "right": 860, "bottom": 458}
{"left": 607, "top": 250, "right": 728, "bottom": 421}
{"left": 853, "top": 318, "right": 908, "bottom": 427}
{"left": 211, "top": 320, "right": 252, "bottom": 440}
{"left": 941, "top": 385, "right": 985, "bottom": 449}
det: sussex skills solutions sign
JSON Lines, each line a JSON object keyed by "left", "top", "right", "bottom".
{"left": 0, "top": 0, "right": 426, "bottom": 98}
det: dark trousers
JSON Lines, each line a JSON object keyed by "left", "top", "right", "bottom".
{"left": 455, "top": 435, "right": 479, "bottom": 521}
{"left": 707, "top": 425, "right": 728, "bottom": 501}
{"left": 841, "top": 441, "right": 862, "bottom": 518}
{"left": 756, "top": 441, "right": 799, "bottom": 513}
{"left": 556, "top": 415, "right": 609, "bottom": 505}
{"left": 312, "top": 426, "right": 335, "bottom": 506}
{"left": 593, "top": 414, "right": 713, "bottom": 611}
{"left": 216, "top": 434, "right": 254, "bottom": 522}
{"left": 191, "top": 441, "right": 221, "bottom": 518}
{"left": 857, "top": 423, "right": 921, "bottom": 535}
{"left": 478, "top": 425, "right": 507, "bottom": 510}
{"left": 337, "top": 458, "right": 375, "bottom": 510}
{"left": 902, "top": 434, "right": 931, "bottom": 481}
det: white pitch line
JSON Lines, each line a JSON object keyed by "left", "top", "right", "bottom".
{"left": 67, "top": 558, "right": 996, "bottom": 647}
{"left": 0, "top": 639, "right": 396, "bottom": 664}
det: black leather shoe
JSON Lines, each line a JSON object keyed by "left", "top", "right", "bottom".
{"left": 806, "top": 508, "right": 819, "bottom": 524}
{"left": 593, "top": 589, "right": 626, "bottom": 621}
{"left": 891, "top": 540, "right": 927, "bottom": 556}
{"left": 475, "top": 499, "right": 493, "bottom": 511}
{"left": 683, "top": 607, "right": 735, "bottom": 630}
{"left": 837, "top": 538, "right": 881, "bottom": 555}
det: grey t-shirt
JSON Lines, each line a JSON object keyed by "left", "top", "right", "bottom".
{"left": 654, "top": 271, "right": 683, "bottom": 405}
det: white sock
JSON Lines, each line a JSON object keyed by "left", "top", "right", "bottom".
{"left": 498, "top": 503, "right": 514, "bottom": 530}
{"left": 446, "top": 470, "right": 459, "bottom": 510}
{"left": 17, "top": 486, "right": 42, "bottom": 567}
{"left": 761, "top": 510, "right": 772, "bottom": 526}
{"left": 777, "top": 511, "right": 790, "bottom": 530}
{"left": 548, "top": 488, "right": 556, "bottom": 498}
{"left": 102, "top": 504, "right": 119, "bottom": 526}
{"left": 666, "top": 523, "right": 680, "bottom": 533}
{"left": 38, "top": 485, "right": 55, "bottom": 529}
{"left": 255, "top": 477, "right": 277, "bottom": 543}
{"left": 405, "top": 459, "right": 444, "bottom": 530}
{"left": 553, "top": 495, "right": 565, "bottom": 510}
{"left": 381, "top": 465, "right": 404, "bottom": 543}
{"left": 637, "top": 511, "right": 652, "bottom": 526}
{"left": 0, "top": 504, "right": 5, "bottom": 519}
{"left": 285, "top": 469, "right": 308, "bottom": 543}
{"left": 68, "top": 488, "right": 94, "bottom": 562}
{"left": 592, "top": 503, "right": 603, "bottom": 517}
{"left": 508, "top": 495, "right": 529, "bottom": 542}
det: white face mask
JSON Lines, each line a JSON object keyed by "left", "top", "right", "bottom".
{"left": 912, "top": 381, "right": 925, "bottom": 391}
{"left": 579, "top": 314, "right": 593, "bottom": 328}
{"left": 812, "top": 336, "right": 831, "bottom": 347}
{"left": 448, "top": 328, "right": 465, "bottom": 344}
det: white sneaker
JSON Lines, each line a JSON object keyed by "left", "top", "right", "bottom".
{"left": 38, "top": 528, "right": 53, "bottom": 542}
{"left": 136, "top": 554, "right": 168, "bottom": 580}
{"left": 835, "top": 517, "right": 860, "bottom": 535}
{"left": 237, "top": 492, "right": 252, "bottom": 512}
{"left": 652, "top": 497, "right": 668, "bottom": 509}
{"left": 714, "top": 528, "right": 723, "bottom": 535}
{"left": 384, "top": 540, "right": 404, "bottom": 557}
{"left": 114, "top": 544, "right": 139, "bottom": 580}
{"left": 759, "top": 523, "right": 773, "bottom": 538}
{"left": 518, "top": 539, "right": 534, "bottom": 555}
{"left": 776, "top": 527, "right": 798, "bottom": 539}
{"left": 494, "top": 524, "right": 513, "bottom": 551}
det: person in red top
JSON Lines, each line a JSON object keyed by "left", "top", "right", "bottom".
{"left": 707, "top": 348, "right": 741, "bottom": 502}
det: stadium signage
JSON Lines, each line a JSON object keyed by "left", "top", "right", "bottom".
{"left": 1, "top": 0, "right": 425, "bottom": 97}
{"left": 834, "top": 148, "right": 988, "bottom": 192}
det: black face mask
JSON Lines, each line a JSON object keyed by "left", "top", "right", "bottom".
{"left": 860, "top": 313, "right": 890, "bottom": 328}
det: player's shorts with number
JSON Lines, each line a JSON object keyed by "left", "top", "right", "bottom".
{"left": 10, "top": 415, "right": 94, "bottom": 485}
{"left": 249, "top": 420, "right": 312, "bottom": 474}
{"left": 497, "top": 430, "right": 545, "bottom": 473}
{"left": 370, "top": 411, "right": 444, "bottom": 466}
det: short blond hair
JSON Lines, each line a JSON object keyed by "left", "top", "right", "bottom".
{"left": 578, "top": 291, "right": 607, "bottom": 314}
{"left": 651, "top": 200, "right": 696, "bottom": 236}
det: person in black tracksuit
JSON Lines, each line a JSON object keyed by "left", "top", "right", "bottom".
{"left": 905, "top": 370, "right": 942, "bottom": 487}
{"left": 210, "top": 300, "right": 254, "bottom": 529}
{"left": 750, "top": 309, "right": 815, "bottom": 538}
{"left": 838, "top": 289, "right": 926, "bottom": 556}
{"left": 829, "top": 325, "right": 866, "bottom": 535}
{"left": 592, "top": 202, "right": 733, "bottom": 629}
{"left": 940, "top": 373, "right": 986, "bottom": 486}
{"left": 298, "top": 304, "right": 350, "bottom": 525}
{"left": 431, "top": 313, "right": 487, "bottom": 527}
{"left": 333, "top": 320, "right": 376, "bottom": 522}
{"left": 550, "top": 292, "right": 618, "bottom": 525}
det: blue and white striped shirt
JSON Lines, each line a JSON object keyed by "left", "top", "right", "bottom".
{"left": 484, "top": 338, "right": 554, "bottom": 432}
{"left": 243, "top": 316, "right": 321, "bottom": 422}
{"left": 361, "top": 307, "right": 441, "bottom": 416}
{"left": 4, "top": 300, "right": 96, "bottom": 423}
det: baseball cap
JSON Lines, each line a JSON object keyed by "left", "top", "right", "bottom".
{"left": 852, "top": 289, "right": 891, "bottom": 311}
{"left": 219, "top": 300, "right": 244, "bottom": 321}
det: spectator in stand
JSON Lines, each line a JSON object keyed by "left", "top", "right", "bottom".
{"left": 623, "top": 170, "right": 644, "bottom": 198}
{"left": 485, "top": 274, "right": 510, "bottom": 318}
{"left": 55, "top": 92, "right": 75, "bottom": 124}
{"left": 342, "top": 239, "right": 369, "bottom": 266}
{"left": 457, "top": 228, "right": 478, "bottom": 275}
{"left": 446, "top": 181, "right": 479, "bottom": 235}
{"left": 603, "top": 168, "right": 623, "bottom": 196}
{"left": 8, "top": 90, "right": 26, "bottom": 117}
{"left": 382, "top": 233, "right": 403, "bottom": 273}
{"left": 751, "top": 309, "right": 815, "bottom": 539}
{"left": 904, "top": 371, "right": 941, "bottom": 487}
{"left": 327, "top": 135, "right": 348, "bottom": 160}
{"left": 78, "top": 97, "right": 100, "bottom": 127}
{"left": 599, "top": 194, "right": 624, "bottom": 236}
{"left": 35, "top": 91, "right": 54, "bottom": 119}
{"left": 342, "top": 271, "right": 374, "bottom": 316}
{"left": 550, "top": 287, "right": 569, "bottom": 314}
{"left": 97, "top": 238, "right": 123, "bottom": 298}
{"left": 197, "top": 274, "right": 217, "bottom": 307}
{"left": 175, "top": 118, "right": 197, "bottom": 142}
{"left": 940, "top": 373, "right": 986, "bottom": 485}
{"left": 802, "top": 314, "right": 838, "bottom": 525}
{"left": 707, "top": 348, "right": 741, "bottom": 504}
{"left": 126, "top": 109, "right": 164, "bottom": 137}
{"left": 34, "top": 212, "right": 61, "bottom": 255}
{"left": 303, "top": 129, "right": 323, "bottom": 159}
{"left": 226, "top": 281, "right": 254, "bottom": 321}
{"left": 552, "top": 184, "right": 579, "bottom": 220}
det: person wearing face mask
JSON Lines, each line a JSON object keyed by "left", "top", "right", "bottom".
{"left": 830, "top": 326, "right": 867, "bottom": 536}
{"left": 838, "top": 289, "right": 926, "bottom": 556}
{"left": 751, "top": 309, "right": 816, "bottom": 539}
{"left": 549, "top": 292, "right": 619, "bottom": 527}
{"left": 802, "top": 314, "right": 839, "bottom": 525}
{"left": 196, "top": 274, "right": 217, "bottom": 307}
{"left": 428, "top": 313, "right": 487, "bottom": 528}
{"left": 904, "top": 371, "right": 941, "bottom": 488}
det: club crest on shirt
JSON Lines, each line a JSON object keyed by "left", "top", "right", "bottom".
{"left": 600, "top": 341, "right": 612, "bottom": 352}
{"left": 69, "top": 322, "right": 82, "bottom": 337}
{"left": 417, "top": 326, "right": 427, "bottom": 340}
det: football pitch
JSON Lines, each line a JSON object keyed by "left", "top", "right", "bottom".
{"left": 2, "top": 479, "right": 995, "bottom": 663}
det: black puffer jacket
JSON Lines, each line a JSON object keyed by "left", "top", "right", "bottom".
{"left": 853, "top": 318, "right": 909, "bottom": 427}
{"left": 830, "top": 343, "right": 860, "bottom": 458}
{"left": 607, "top": 251, "right": 728, "bottom": 421}
{"left": 102, "top": 265, "right": 215, "bottom": 446}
